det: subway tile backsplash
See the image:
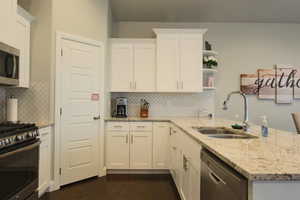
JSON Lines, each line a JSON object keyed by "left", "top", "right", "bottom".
{"left": 111, "top": 92, "right": 215, "bottom": 117}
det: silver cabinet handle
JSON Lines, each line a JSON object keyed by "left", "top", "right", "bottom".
{"left": 134, "top": 81, "right": 137, "bottom": 89}
{"left": 130, "top": 82, "right": 133, "bottom": 89}
{"left": 136, "top": 126, "right": 145, "bottom": 128}
{"left": 169, "top": 128, "right": 172, "bottom": 136}
{"left": 126, "top": 135, "right": 128, "bottom": 144}
{"left": 93, "top": 115, "right": 101, "bottom": 120}
{"left": 131, "top": 135, "right": 133, "bottom": 144}
{"left": 114, "top": 125, "right": 122, "bottom": 128}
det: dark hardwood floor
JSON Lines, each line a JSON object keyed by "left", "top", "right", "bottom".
{"left": 40, "top": 174, "right": 181, "bottom": 200}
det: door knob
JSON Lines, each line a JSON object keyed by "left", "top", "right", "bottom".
{"left": 93, "top": 115, "right": 101, "bottom": 120}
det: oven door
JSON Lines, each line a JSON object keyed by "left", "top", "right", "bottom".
{"left": 0, "top": 140, "right": 40, "bottom": 200}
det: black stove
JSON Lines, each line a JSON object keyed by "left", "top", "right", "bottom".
{"left": 0, "top": 122, "right": 39, "bottom": 150}
{"left": 0, "top": 122, "right": 39, "bottom": 200}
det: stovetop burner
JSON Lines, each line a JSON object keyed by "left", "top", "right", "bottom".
{"left": 0, "top": 122, "right": 38, "bottom": 149}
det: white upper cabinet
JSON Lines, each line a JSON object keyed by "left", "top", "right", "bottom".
{"left": 0, "top": 0, "right": 17, "bottom": 47}
{"left": 154, "top": 29, "right": 207, "bottom": 93}
{"left": 111, "top": 43, "right": 134, "bottom": 92}
{"left": 134, "top": 43, "right": 156, "bottom": 92}
{"left": 179, "top": 34, "right": 203, "bottom": 92}
{"left": 110, "top": 39, "right": 156, "bottom": 92}
{"left": 156, "top": 34, "right": 180, "bottom": 92}
{"left": 16, "top": 7, "right": 34, "bottom": 88}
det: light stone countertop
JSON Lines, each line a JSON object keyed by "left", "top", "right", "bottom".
{"left": 36, "top": 122, "right": 54, "bottom": 128}
{"left": 105, "top": 117, "right": 300, "bottom": 181}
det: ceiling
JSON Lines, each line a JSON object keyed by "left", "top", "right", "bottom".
{"left": 111, "top": 0, "right": 300, "bottom": 23}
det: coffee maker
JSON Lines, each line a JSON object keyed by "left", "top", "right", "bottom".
{"left": 112, "top": 97, "right": 128, "bottom": 118}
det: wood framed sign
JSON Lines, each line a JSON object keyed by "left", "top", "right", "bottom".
{"left": 294, "top": 67, "right": 300, "bottom": 99}
{"left": 275, "top": 66, "right": 294, "bottom": 104}
{"left": 258, "top": 69, "right": 276, "bottom": 100}
{"left": 240, "top": 74, "right": 258, "bottom": 95}
{"left": 240, "top": 65, "right": 300, "bottom": 104}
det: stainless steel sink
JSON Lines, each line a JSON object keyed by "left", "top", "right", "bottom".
{"left": 192, "top": 127, "right": 258, "bottom": 139}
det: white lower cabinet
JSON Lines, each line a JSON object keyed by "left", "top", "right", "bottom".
{"left": 106, "top": 131, "right": 130, "bottom": 169}
{"left": 105, "top": 121, "right": 201, "bottom": 200}
{"left": 105, "top": 122, "right": 153, "bottom": 169}
{"left": 169, "top": 126, "right": 181, "bottom": 188}
{"left": 153, "top": 123, "right": 170, "bottom": 169}
{"left": 38, "top": 126, "right": 52, "bottom": 197}
{"left": 180, "top": 153, "right": 190, "bottom": 200}
{"left": 180, "top": 153, "right": 201, "bottom": 200}
{"left": 130, "top": 131, "right": 153, "bottom": 169}
{"left": 189, "top": 163, "right": 200, "bottom": 200}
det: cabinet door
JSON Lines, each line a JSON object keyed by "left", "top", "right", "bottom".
{"left": 179, "top": 34, "right": 203, "bottom": 92}
{"left": 130, "top": 131, "right": 153, "bottom": 169}
{"left": 106, "top": 131, "right": 130, "bottom": 169}
{"left": 38, "top": 127, "right": 51, "bottom": 197}
{"left": 189, "top": 163, "right": 200, "bottom": 200}
{"left": 0, "top": 0, "right": 17, "bottom": 46}
{"left": 16, "top": 15, "right": 30, "bottom": 88}
{"left": 169, "top": 127, "right": 181, "bottom": 188}
{"left": 110, "top": 43, "right": 134, "bottom": 92}
{"left": 180, "top": 154, "right": 190, "bottom": 200}
{"left": 156, "top": 34, "right": 180, "bottom": 92}
{"left": 153, "top": 123, "right": 169, "bottom": 169}
{"left": 134, "top": 43, "right": 156, "bottom": 92}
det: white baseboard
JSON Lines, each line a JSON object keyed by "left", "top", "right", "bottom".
{"left": 49, "top": 180, "right": 60, "bottom": 192}
{"left": 98, "top": 167, "right": 107, "bottom": 177}
{"left": 107, "top": 169, "right": 170, "bottom": 174}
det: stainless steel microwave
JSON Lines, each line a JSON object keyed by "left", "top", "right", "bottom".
{"left": 0, "top": 41, "right": 19, "bottom": 86}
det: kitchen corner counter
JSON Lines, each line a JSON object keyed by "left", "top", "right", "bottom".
{"left": 36, "top": 122, "right": 54, "bottom": 129}
{"left": 105, "top": 117, "right": 300, "bottom": 181}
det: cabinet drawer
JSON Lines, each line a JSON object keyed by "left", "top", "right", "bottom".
{"left": 106, "top": 122, "right": 130, "bottom": 131}
{"left": 153, "top": 122, "right": 170, "bottom": 128}
{"left": 130, "top": 122, "right": 153, "bottom": 132}
{"left": 39, "top": 127, "right": 51, "bottom": 139}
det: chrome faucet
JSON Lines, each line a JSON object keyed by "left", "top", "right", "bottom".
{"left": 223, "top": 91, "right": 250, "bottom": 131}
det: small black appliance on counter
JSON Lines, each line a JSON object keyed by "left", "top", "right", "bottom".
{"left": 111, "top": 97, "right": 128, "bottom": 118}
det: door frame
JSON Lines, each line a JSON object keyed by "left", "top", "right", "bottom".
{"left": 53, "top": 31, "right": 105, "bottom": 190}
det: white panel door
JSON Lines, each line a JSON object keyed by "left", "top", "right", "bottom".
{"left": 130, "top": 131, "right": 153, "bottom": 169}
{"left": 106, "top": 131, "right": 130, "bottom": 169}
{"left": 153, "top": 123, "right": 169, "bottom": 169}
{"left": 110, "top": 43, "right": 134, "bottom": 91}
{"left": 60, "top": 39, "right": 101, "bottom": 186}
{"left": 134, "top": 43, "right": 156, "bottom": 92}
{"left": 179, "top": 34, "right": 203, "bottom": 92}
{"left": 156, "top": 34, "right": 180, "bottom": 92}
{"left": 16, "top": 15, "right": 30, "bottom": 88}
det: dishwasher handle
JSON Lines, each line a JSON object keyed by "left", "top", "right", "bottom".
{"left": 208, "top": 167, "right": 226, "bottom": 185}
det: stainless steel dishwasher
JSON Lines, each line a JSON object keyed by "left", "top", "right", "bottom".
{"left": 201, "top": 149, "right": 248, "bottom": 200}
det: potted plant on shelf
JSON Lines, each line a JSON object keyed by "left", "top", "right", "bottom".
{"left": 203, "top": 56, "right": 218, "bottom": 69}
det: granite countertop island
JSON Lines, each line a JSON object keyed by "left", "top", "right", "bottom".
{"left": 105, "top": 117, "right": 300, "bottom": 181}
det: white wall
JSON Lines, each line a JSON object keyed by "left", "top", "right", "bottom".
{"left": 112, "top": 22, "right": 300, "bottom": 132}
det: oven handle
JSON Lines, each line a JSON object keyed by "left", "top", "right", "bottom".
{"left": 0, "top": 141, "right": 41, "bottom": 159}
